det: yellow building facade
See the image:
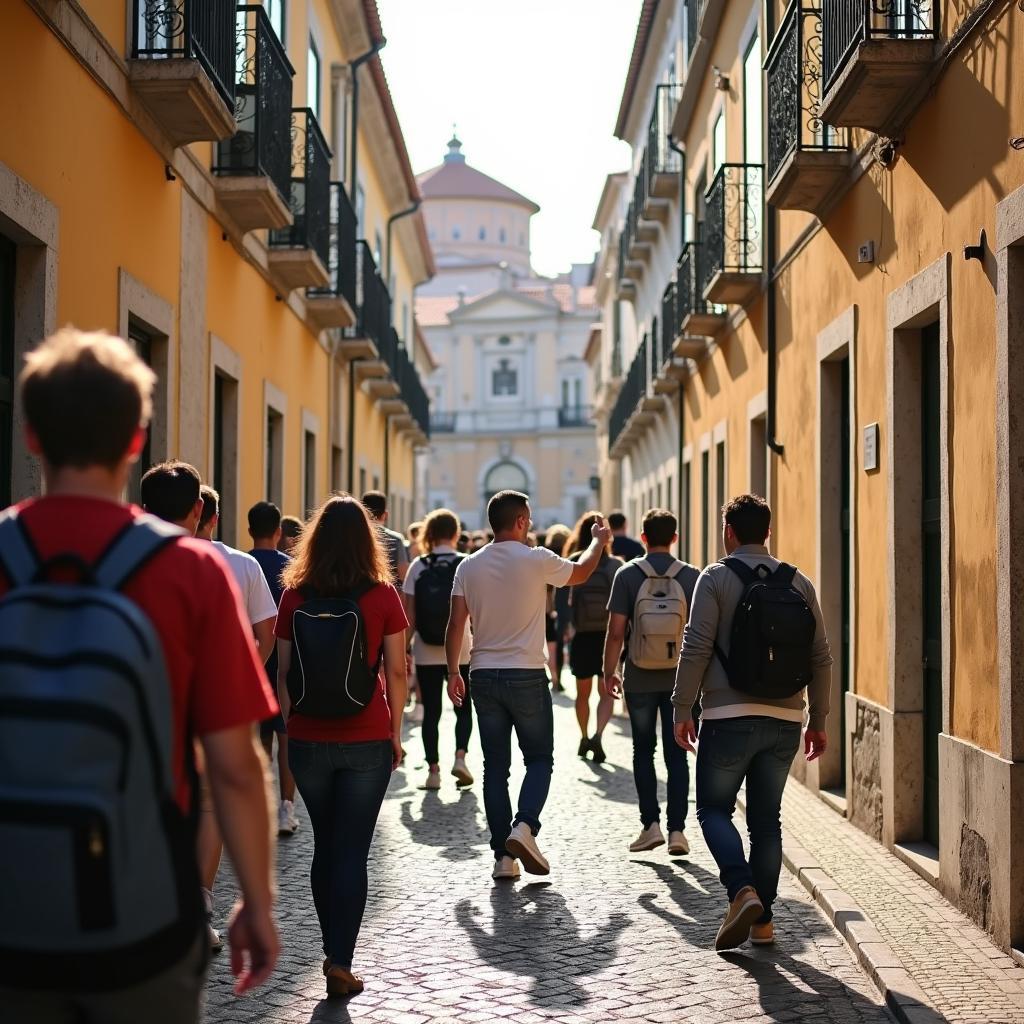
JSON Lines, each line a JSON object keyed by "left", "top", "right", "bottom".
{"left": 0, "top": 0, "right": 432, "bottom": 542}
{"left": 596, "top": 0, "right": 1024, "bottom": 949}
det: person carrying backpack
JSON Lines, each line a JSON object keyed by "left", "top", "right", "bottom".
{"left": 563, "top": 511, "right": 623, "bottom": 762}
{"left": 672, "top": 493, "right": 831, "bottom": 952}
{"left": 274, "top": 494, "right": 408, "bottom": 998}
{"left": 402, "top": 507, "right": 473, "bottom": 792}
{"left": 604, "top": 508, "right": 700, "bottom": 856}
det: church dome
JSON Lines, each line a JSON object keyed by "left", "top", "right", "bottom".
{"left": 416, "top": 136, "right": 540, "bottom": 213}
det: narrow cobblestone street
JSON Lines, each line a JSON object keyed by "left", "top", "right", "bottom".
{"left": 204, "top": 694, "right": 891, "bottom": 1023}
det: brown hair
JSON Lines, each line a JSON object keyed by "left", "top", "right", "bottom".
{"left": 20, "top": 328, "right": 155, "bottom": 470}
{"left": 722, "top": 493, "right": 772, "bottom": 544}
{"left": 199, "top": 485, "right": 219, "bottom": 529}
{"left": 487, "top": 489, "right": 529, "bottom": 533}
{"left": 281, "top": 494, "right": 391, "bottom": 594}
{"left": 421, "top": 508, "right": 461, "bottom": 553}
{"left": 544, "top": 523, "right": 571, "bottom": 557}
{"left": 564, "top": 510, "right": 609, "bottom": 558}
{"left": 641, "top": 508, "right": 677, "bottom": 548}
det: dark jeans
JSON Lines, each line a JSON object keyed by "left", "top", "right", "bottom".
{"left": 470, "top": 669, "right": 553, "bottom": 857}
{"left": 696, "top": 716, "right": 801, "bottom": 921}
{"left": 288, "top": 738, "right": 392, "bottom": 968}
{"left": 417, "top": 663, "right": 473, "bottom": 765}
{"left": 625, "top": 689, "right": 689, "bottom": 833}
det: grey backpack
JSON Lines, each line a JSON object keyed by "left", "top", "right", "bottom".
{"left": 0, "top": 510, "right": 204, "bottom": 992}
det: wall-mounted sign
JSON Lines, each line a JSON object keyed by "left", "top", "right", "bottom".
{"left": 863, "top": 422, "right": 880, "bottom": 473}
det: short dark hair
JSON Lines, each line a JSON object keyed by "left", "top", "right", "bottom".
{"left": 607, "top": 510, "right": 627, "bottom": 531}
{"left": 642, "top": 508, "right": 677, "bottom": 548}
{"left": 361, "top": 490, "right": 387, "bottom": 519}
{"left": 723, "top": 493, "right": 771, "bottom": 544}
{"left": 487, "top": 489, "right": 529, "bottom": 533}
{"left": 141, "top": 460, "right": 201, "bottom": 523}
{"left": 199, "top": 485, "right": 219, "bottom": 528}
{"left": 248, "top": 500, "right": 282, "bottom": 540}
{"left": 280, "top": 515, "right": 303, "bottom": 539}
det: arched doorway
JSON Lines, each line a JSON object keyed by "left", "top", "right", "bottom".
{"left": 483, "top": 460, "right": 529, "bottom": 516}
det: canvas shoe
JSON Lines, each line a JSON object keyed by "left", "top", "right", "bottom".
{"left": 505, "top": 822, "right": 550, "bottom": 875}
{"left": 278, "top": 799, "right": 299, "bottom": 836}
{"left": 629, "top": 823, "right": 666, "bottom": 853}
{"left": 667, "top": 830, "right": 690, "bottom": 856}
{"left": 451, "top": 757, "right": 474, "bottom": 787}
{"left": 492, "top": 855, "right": 521, "bottom": 881}
{"left": 750, "top": 921, "right": 775, "bottom": 945}
{"left": 423, "top": 768, "right": 441, "bottom": 790}
{"left": 715, "top": 886, "right": 764, "bottom": 951}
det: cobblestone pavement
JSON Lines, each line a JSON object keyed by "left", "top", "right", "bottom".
{"left": 203, "top": 693, "right": 891, "bottom": 1024}
{"left": 776, "top": 784, "right": 1024, "bottom": 1024}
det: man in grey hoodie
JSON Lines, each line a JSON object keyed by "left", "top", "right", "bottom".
{"left": 672, "top": 493, "right": 831, "bottom": 952}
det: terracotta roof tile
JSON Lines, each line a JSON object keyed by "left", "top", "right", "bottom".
{"left": 417, "top": 160, "right": 540, "bottom": 212}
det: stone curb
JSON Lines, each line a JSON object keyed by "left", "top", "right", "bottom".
{"left": 736, "top": 797, "right": 945, "bottom": 1024}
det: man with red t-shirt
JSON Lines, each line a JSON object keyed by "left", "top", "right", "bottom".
{"left": 0, "top": 329, "right": 279, "bottom": 1024}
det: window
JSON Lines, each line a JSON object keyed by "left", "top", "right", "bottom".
{"left": 212, "top": 370, "right": 239, "bottom": 545}
{"left": 611, "top": 300, "right": 622, "bottom": 376}
{"left": 355, "top": 184, "right": 365, "bottom": 235}
{"left": 743, "top": 36, "right": 762, "bottom": 164}
{"left": 499, "top": 227, "right": 507, "bottom": 244}
{"left": 374, "top": 230, "right": 383, "bottom": 271}
{"left": 126, "top": 319, "right": 157, "bottom": 503}
{"left": 307, "top": 36, "right": 321, "bottom": 120}
{"left": 484, "top": 460, "right": 528, "bottom": 501}
{"left": 682, "top": 461, "right": 691, "bottom": 561}
{"left": 573, "top": 379, "right": 582, "bottom": 409}
{"left": 478, "top": 226, "right": 487, "bottom": 241}
{"left": 266, "top": 407, "right": 284, "bottom": 507}
{"left": 0, "top": 235, "right": 14, "bottom": 508}
{"left": 750, "top": 414, "right": 767, "bottom": 497}
{"left": 265, "top": 0, "right": 285, "bottom": 43}
{"left": 331, "top": 445, "right": 343, "bottom": 492}
{"left": 359, "top": 467, "right": 366, "bottom": 497}
{"left": 715, "top": 440, "right": 726, "bottom": 558}
{"left": 701, "top": 449, "right": 710, "bottom": 565}
{"left": 492, "top": 358, "right": 518, "bottom": 397}
{"left": 402, "top": 301, "right": 410, "bottom": 345}
{"left": 712, "top": 110, "right": 726, "bottom": 173}
{"left": 452, "top": 225, "right": 461, "bottom": 240}
{"left": 666, "top": 474, "right": 673, "bottom": 515}
{"left": 303, "top": 429, "right": 316, "bottom": 516}
{"left": 561, "top": 379, "right": 569, "bottom": 408}
{"left": 498, "top": 334, "right": 511, "bottom": 346}
{"left": 372, "top": 475, "right": 379, "bottom": 492}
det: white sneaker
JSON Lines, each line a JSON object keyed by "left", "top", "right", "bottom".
{"left": 201, "top": 888, "right": 222, "bottom": 952}
{"left": 278, "top": 799, "right": 299, "bottom": 836}
{"left": 668, "top": 830, "right": 690, "bottom": 856}
{"left": 492, "top": 855, "right": 521, "bottom": 881}
{"left": 452, "top": 757, "right": 474, "bottom": 787}
{"left": 410, "top": 703, "right": 425, "bottom": 724}
{"left": 505, "top": 822, "right": 550, "bottom": 875}
{"left": 424, "top": 768, "right": 441, "bottom": 790}
{"left": 629, "top": 823, "right": 666, "bottom": 853}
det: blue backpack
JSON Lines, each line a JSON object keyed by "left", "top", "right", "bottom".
{"left": 0, "top": 510, "right": 204, "bottom": 992}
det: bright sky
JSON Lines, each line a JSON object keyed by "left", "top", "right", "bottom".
{"left": 374, "top": 0, "right": 641, "bottom": 279}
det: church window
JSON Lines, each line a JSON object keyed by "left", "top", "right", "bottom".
{"left": 452, "top": 225, "right": 461, "bottom": 240}
{"left": 498, "top": 335, "right": 511, "bottom": 346}
{"left": 492, "top": 358, "right": 518, "bottom": 397}
{"left": 478, "top": 226, "right": 487, "bottom": 240}
{"left": 499, "top": 227, "right": 507, "bottom": 244}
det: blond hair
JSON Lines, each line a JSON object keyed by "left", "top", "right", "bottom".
{"left": 421, "top": 507, "right": 461, "bottom": 553}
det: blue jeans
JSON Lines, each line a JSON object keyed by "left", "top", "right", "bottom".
{"left": 470, "top": 669, "right": 553, "bottom": 857}
{"left": 625, "top": 690, "right": 689, "bottom": 833}
{"left": 695, "top": 716, "right": 801, "bottom": 921}
{"left": 288, "top": 738, "right": 392, "bottom": 969}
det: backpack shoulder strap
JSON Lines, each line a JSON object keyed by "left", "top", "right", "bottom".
{"left": 635, "top": 558, "right": 659, "bottom": 579}
{"left": 93, "top": 514, "right": 184, "bottom": 592}
{"left": 721, "top": 556, "right": 759, "bottom": 587}
{"left": 665, "top": 559, "right": 687, "bottom": 580}
{"left": 0, "top": 508, "right": 40, "bottom": 588}
{"left": 772, "top": 562, "right": 798, "bottom": 586}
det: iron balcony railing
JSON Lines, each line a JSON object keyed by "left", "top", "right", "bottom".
{"left": 558, "top": 405, "right": 593, "bottom": 428}
{"left": 618, "top": 226, "right": 631, "bottom": 283}
{"left": 270, "top": 108, "right": 331, "bottom": 266}
{"left": 132, "top": 0, "right": 236, "bottom": 108}
{"left": 766, "top": 0, "right": 851, "bottom": 183}
{"left": 822, "top": 0, "right": 937, "bottom": 94}
{"left": 309, "top": 181, "right": 357, "bottom": 305}
{"left": 661, "top": 281, "right": 678, "bottom": 365}
{"left": 349, "top": 241, "right": 392, "bottom": 352}
{"left": 644, "top": 84, "right": 684, "bottom": 197}
{"left": 430, "top": 412, "right": 457, "bottom": 433}
{"left": 686, "top": 0, "right": 703, "bottom": 58}
{"left": 703, "top": 163, "right": 765, "bottom": 292}
{"left": 392, "top": 337, "right": 430, "bottom": 438}
{"left": 677, "top": 239, "right": 718, "bottom": 322}
{"left": 608, "top": 337, "right": 649, "bottom": 454}
{"left": 213, "top": 5, "right": 294, "bottom": 202}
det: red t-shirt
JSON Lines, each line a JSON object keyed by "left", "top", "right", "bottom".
{"left": 275, "top": 582, "right": 407, "bottom": 743}
{"left": 0, "top": 496, "right": 278, "bottom": 811}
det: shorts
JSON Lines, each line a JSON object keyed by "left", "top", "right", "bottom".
{"left": 569, "top": 630, "right": 605, "bottom": 679}
{"left": 260, "top": 713, "right": 287, "bottom": 737}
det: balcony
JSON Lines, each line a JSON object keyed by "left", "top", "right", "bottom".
{"left": 677, "top": 241, "right": 724, "bottom": 341}
{"left": 339, "top": 242, "right": 391, "bottom": 361}
{"left": 820, "top": 0, "right": 937, "bottom": 135}
{"left": 653, "top": 283, "right": 688, "bottom": 394}
{"left": 558, "top": 406, "right": 593, "bottom": 428}
{"left": 766, "top": 0, "right": 852, "bottom": 215}
{"left": 702, "top": 164, "right": 764, "bottom": 307}
{"left": 607, "top": 337, "right": 666, "bottom": 459}
{"left": 212, "top": 6, "right": 294, "bottom": 233}
{"left": 430, "top": 412, "right": 457, "bottom": 434}
{"left": 616, "top": 229, "right": 637, "bottom": 301}
{"left": 394, "top": 343, "right": 430, "bottom": 442}
{"left": 643, "top": 84, "right": 683, "bottom": 212}
{"left": 129, "top": 0, "right": 237, "bottom": 146}
{"left": 268, "top": 109, "right": 331, "bottom": 293}
{"left": 306, "top": 182, "right": 357, "bottom": 329}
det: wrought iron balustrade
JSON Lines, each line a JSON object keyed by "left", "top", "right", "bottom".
{"left": 558, "top": 406, "right": 593, "bottom": 428}
{"left": 349, "top": 242, "right": 392, "bottom": 353}
{"left": 703, "top": 164, "right": 764, "bottom": 293}
{"left": 309, "top": 182, "right": 357, "bottom": 306}
{"left": 132, "top": 0, "right": 236, "bottom": 108}
{"left": 661, "top": 281, "right": 678, "bottom": 363}
{"left": 430, "top": 412, "right": 457, "bottom": 433}
{"left": 644, "top": 84, "right": 684, "bottom": 198}
{"left": 213, "top": 6, "right": 294, "bottom": 201}
{"left": 686, "top": 0, "right": 702, "bottom": 58}
{"left": 270, "top": 108, "right": 331, "bottom": 265}
{"left": 608, "top": 339, "right": 649, "bottom": 454}
{"left": 618, "top": 227, "right": 630, "bottom": 281}
{"left": 766, "top": 0, "right": 851, "bottom": 183}
{"left": 822, "top": 0, "right": 937, "bottom": 94}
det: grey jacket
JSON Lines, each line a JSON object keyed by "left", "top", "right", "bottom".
{"left": 671, "top": 544, "right": 832, "bottom": 731}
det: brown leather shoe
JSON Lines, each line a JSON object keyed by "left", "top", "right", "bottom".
{"left": 326, "top": 965, "right": 364, "bottom": 997}
{"left": 715, "top": 886, "right": 764, "bottom": 951}
{"left": 750, "top": 921, "right": 775, "bottom": 945}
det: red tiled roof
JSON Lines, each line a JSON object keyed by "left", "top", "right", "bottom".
{"left": 417, "top": 160, "right": 540, "bottom": 213}
{"left": 614, "top": 0, "right": 660, "bottom": 141}
{"left": 416, "top": 295, "right": 464, "bottom": 327}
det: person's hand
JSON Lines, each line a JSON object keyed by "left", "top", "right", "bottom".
{"left": 804, "top": 729, "right": 827, "bottom": 762}
{"left": 391, "top": 734, "right": 405, "bottom": 770}
{"left": 674, "top": 719, "right": 697, "bottom": 752}
{"left": 601, "top": 672, "right": 622, "bottom": 699}
{"left": 591, "top": 516, "right": 612, "bottom": 547}
{"left": 448, "top": 672, "right": 466, "bottom": 708}
{"left": 227, "top": 899, "right": 279, "bottom": 996}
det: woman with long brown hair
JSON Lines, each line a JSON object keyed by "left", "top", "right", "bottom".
{"left": 274, "top": 495, "right": 408, "bottom": 998}
{"left": 564, "top": 511, "right": 622, "bottom": 762}
{"left": 544, "top": 524, "right": 571, "bottom": 691}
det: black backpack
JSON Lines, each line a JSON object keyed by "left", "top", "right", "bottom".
{"left": 414, "top": 553, "right": 464, "bottom": 646}
{"left": 286, "top": 583, "right": 382, "bottom": 717}
{"left": 713, "top": 558, "right": 816, "bottom": 699}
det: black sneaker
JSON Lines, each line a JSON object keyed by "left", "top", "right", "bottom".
{"left": 590, "top": 735, "right": 606, "bottom": 764}
{"left": 577, "top": 737, "right": 590, "bottom": 758}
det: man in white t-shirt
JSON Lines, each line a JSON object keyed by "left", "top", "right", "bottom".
{"left": 446, "top": 489, "right": 612, "bottom": 879}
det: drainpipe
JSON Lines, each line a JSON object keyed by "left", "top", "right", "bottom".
{"left": 386, "top": 200, "right": 421, "bottom": 286}
{"left": 669, "top": 135, "right": 688, "bottom": 558}
{"left": 347, "top": 362, "right": 357, "bottom": 491}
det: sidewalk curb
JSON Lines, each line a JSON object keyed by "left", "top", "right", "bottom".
{"left": 736, "top": 797, "right": 943, "bottom": 1024}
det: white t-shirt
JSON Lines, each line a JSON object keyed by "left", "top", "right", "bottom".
{"left": 212, "top": 541, "right": 278, "bottom": 625}
{"left": 452, "top": 541, "right": 574, "bottom": 670}
{"left": 402, "top": 545, "right": 472, "bottom": 667}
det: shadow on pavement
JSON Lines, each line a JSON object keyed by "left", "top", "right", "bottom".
{"left": 576, "top": 759, "right": 637, "bottom": 804}
{"left": 397, "top": 788, "right": 488, "bottom": 861}
{"left": 455, "top": 882, "right": 629, "bottom": 1009}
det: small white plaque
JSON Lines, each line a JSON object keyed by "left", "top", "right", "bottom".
{"left": 863, "top": 422, "right": 879, "bottom": 472}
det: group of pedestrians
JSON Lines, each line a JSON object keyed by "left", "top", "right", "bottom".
{"left": 0, "top": 326, "right": 834, "bottom": 1023}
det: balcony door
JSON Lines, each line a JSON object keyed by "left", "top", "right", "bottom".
{"left": 743, "top": 36, "right": 763, "bottom": 271}
{"left": 0, "top": 235, "right": 13, "bottom": 509}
